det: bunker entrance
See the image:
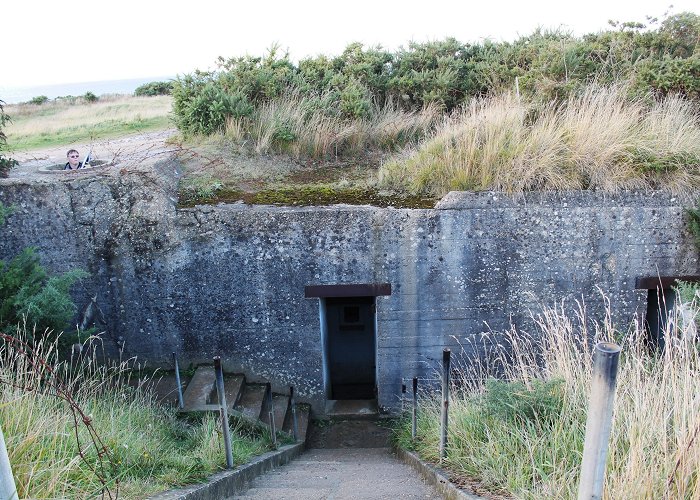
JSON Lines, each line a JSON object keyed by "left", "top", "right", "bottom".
{"left": 305, "top": 283, "right": 391, "bottom": 403}
{"left": 325, "top": 296, "right": 376, "bottom": 400}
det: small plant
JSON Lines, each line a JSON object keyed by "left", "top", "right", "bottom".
{"left": 687, "top": 200, "right": 700, "bottom": 250}
{"left": 84, "top": 91, "right": 98, "bottom": 102}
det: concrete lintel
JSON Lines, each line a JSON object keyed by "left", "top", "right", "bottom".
{"left": 305, "top": 283, "right": 391, "bottom": 298}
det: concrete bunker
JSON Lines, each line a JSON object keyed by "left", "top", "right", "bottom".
{"left": 306, "top": 284, "right": 391, "bottom": 403}
{"left": 637, "top": 275, "right": 700, "bottom": 349}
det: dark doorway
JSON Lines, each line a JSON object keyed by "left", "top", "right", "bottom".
{"left": 325, "top": 297, "right": 376, "bottom": 399}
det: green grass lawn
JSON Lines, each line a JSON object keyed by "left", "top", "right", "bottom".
{"left": 5, "top": 95, "right": 172, "bottom": 151}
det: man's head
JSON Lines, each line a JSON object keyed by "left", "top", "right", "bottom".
{"left": 66, "top": 149, "right": 80, "bottom": 168}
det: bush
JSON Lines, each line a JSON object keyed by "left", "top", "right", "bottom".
{"left": 0, "top": 99, "right": 18, "bottom": 178}
{"left": 171, "top": 12, "right": 700, "bottom": 144}
{"left": 0, "top": 247, "right": 87, "bottom": 343}
{"left": 172, "top": 73, "right": 253, "bottom": 135}
{"left": 134, "top": 81, "right": 174, "bottom": 96}
{"left": 0, "top": 203, "right": 87, "bottom": 343}
{"left": 83, "top": 91, "right": 98, "bottom": 102}
{"left": 28, "top": 95, "right": 49, "bottom": 105}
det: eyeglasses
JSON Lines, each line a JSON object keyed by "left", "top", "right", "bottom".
{"left": 69, "top": 155, "right": 79, "bottom": 158}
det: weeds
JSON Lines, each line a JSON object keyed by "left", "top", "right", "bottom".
{"left": 379, "top": 85, "right": 700, "bottom": 198}
{"left": 394, "top": 292, "right": 700, "bottom": 498}
{"left": 0, "top": 326, "right": 274, "bottom": 498}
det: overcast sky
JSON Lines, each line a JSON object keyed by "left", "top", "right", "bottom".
{"left": 3, "top": 0, "right": 697, "bottom": 87}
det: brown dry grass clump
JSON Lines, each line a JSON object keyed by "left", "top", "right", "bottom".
{"left": 379, "top": 85, "right": 700, "bottom": 198}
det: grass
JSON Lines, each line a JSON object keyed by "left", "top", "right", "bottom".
{"left": 0, "top": 326, "right": 275, "bottom": 499}
{"left": 378, "top": 84, "right": 700, "bottom": 199}
{"left": 393, "top": 289, "right": 700, "bottom": 498}
{"left": 4, "top": 95, "right": 172, "bottom": 151}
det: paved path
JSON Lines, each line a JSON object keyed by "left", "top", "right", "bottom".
{"left": 229, "top": 447, "right": 441, "bottom": 499}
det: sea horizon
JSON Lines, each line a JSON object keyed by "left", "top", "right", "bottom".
{"left": 0, "top": 75, "right": 177, "bottom": 105}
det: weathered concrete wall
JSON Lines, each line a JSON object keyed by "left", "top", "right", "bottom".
{"left": 1, "top": 160, "right": 697, "bottom": 414}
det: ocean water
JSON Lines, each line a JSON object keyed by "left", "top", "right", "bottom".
{"left": 0, "top": 76, "right": 176, "bottom": 105}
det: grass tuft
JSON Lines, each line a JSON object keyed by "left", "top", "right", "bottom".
{"left": 379, "top": 84, "right": 700, "bottom": 198}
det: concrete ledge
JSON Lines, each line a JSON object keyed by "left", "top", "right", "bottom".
{"left": 149, "top": 442, "right": 305, "bottom": 500}
{"left": 394, "top": 447, "right": 486, "bottom": 500}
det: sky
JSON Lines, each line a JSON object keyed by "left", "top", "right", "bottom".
{"left": 2, "top": 0, "right": 697, "bottom": 88}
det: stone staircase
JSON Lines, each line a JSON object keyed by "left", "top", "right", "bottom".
{"left": 171, "top": 365, "right": 310, "bottom": 441}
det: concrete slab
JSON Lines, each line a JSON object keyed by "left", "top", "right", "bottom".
{"left": 326, "top": 399, "right": 378, "bottom": 419}
{"left": 228, "top": 448, "right": 440, "bottom": 499}
{"left": 181, "top": 366, "right": 216, "bottom": 411}
{"left": 235, "top": 384, "right": 267, "bottom": 420}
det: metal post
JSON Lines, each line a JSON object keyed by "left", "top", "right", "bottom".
{"left": 440, "top": 349, "right": 451, "bottom": 460}
{"left": 172, "top": 352, "right": 184, "bottom": 409}
{"left": 578, "top": 342, "right": 622, "bottom": 500}
{"left": 213, "top": 357, "right": 234, "bottom": 469}
{"left": 267, "top": 384, "right": 277, "bottom": 447}
{"left": 0, "top": 423, "right": 18, "bottom": 500}
{"left": 412, "top": 377, "right": 418, "bottom": 440}
{"left": 290, "top": 386, "right": 299, "bottom": 442}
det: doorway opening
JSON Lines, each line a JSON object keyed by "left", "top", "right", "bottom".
{"left": 305, "top": 283, "right": 391, "bottom": 403}
{"left": 324, "top": 296, "right": 376, "bottom": 400}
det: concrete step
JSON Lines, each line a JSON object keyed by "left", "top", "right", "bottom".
{"left": 260, "top": 393, "right": 289, "bottom": 433}
{"left": 234, "top": 383, "right": 267, "bottom": 421}
{"left": 212, "top": 374, "right": 245, "bottom": 410}
{"left": 326, "top": 399, "right": 378, "bottom": 419}
{"left": 181, "top": 365, "right": 216, "bottom": 411}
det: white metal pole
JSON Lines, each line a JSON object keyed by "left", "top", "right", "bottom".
{"left": 0, "top": 423, "right": 18, "bottom": 500}
{"left": 578, "top": 342, "right": 622, "bottom": 500}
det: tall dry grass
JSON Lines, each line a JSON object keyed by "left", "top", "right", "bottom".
{"left": 379, "top": 85, "right": 700, "bottom": 198}
{"left": 397, "top": 291, "right": 700, "bottom": 498}
{"left": 0, "top": 326, "right": 272, "bottom": 498}
{"left": 224, "top": 92, "right": 440, "bottom": 160}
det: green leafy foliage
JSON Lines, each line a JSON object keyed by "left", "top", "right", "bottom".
{"left": 170, "top": 11, "right": 700, "bottom": 159}
{"left": 0, "top": 247, "right": 87, "bottom": 341}
{"left": 0, "top": 203, "right": 87, "bottom": 342}
{"left": 83, "top": 91, "right": 98, "bottom": 103}
{"left": 0, "top": 99, "right": 18, "bottom": 178}
{"left": 134, "top": 80, "right": 174, "bottom": 96}
{"left": 687, "top": 200, "right": 700, "bottom": 250}
{"left": 28, "top": 95, "right": 49, "bottom": 105}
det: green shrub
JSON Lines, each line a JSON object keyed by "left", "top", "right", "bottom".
{"left": 134, "top": 80, "right": 174, "bottom": 96}
{"left": 28, "top": 95, "right": 49, "bottom": 105}
{"left": 83, "top": 91, "right": 98, "bottom": 102}
{"left": 687, "top": 201, "right": 700, "bottom": 250}
{"left": 0, "top": 99, "right": 18, "bottom": 178}
{"left": 0, "top": 247, "right": 87, "bottom": 342}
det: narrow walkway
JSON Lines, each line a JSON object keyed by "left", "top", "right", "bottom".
{"left": 229, "top": 420, "right": 441, "bottom": 499}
